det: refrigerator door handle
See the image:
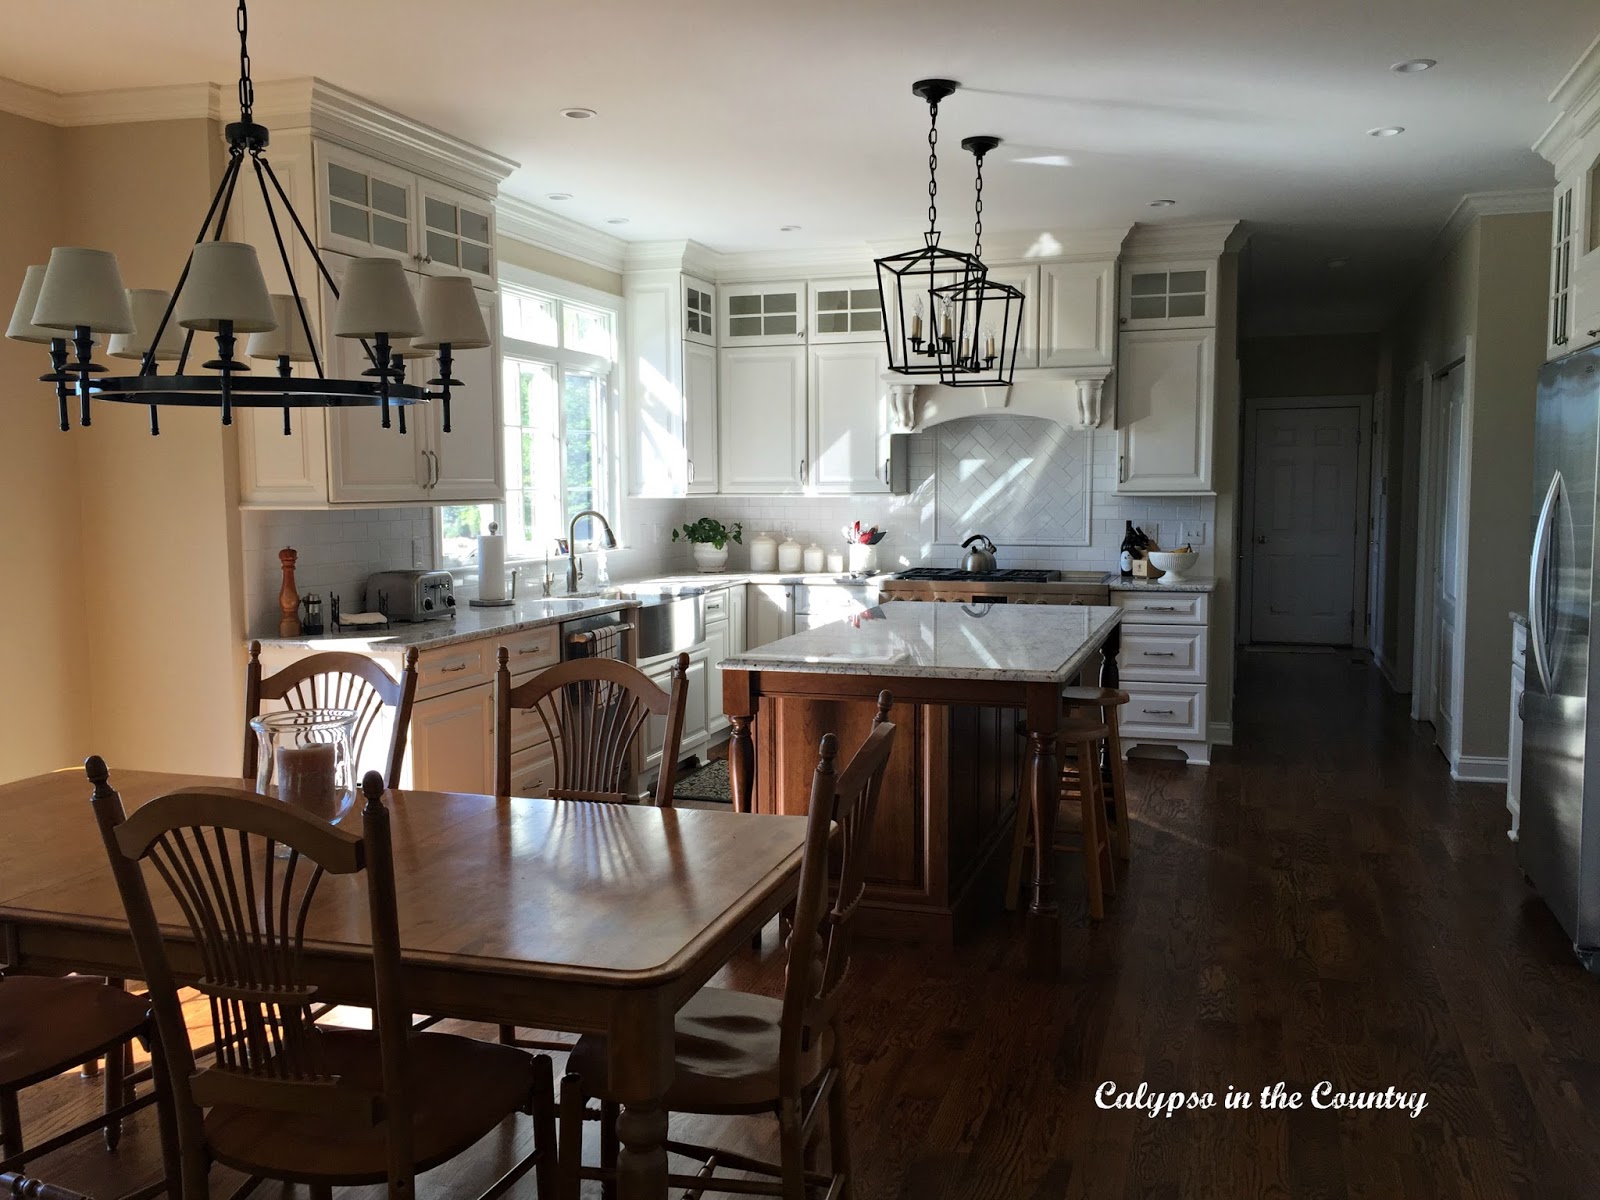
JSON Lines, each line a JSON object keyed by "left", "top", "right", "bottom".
{"left": 1529, "top": 472, "right": 1561, "bottom": 694}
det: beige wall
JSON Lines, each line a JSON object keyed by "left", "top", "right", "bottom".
{"left": 1384, "top": 213, "right": 1549, "bottom": 763}
{"left": 0, "top": 110, "right": 87, "bottom": 780}
{"left": 1241, "top": 333, "right": 1381, "bottom": 398}
{"left": 499, "top": 236, "right": 623, "bottom": 296}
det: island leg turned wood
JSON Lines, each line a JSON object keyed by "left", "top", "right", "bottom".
{"left": 725, "top": 670, "right": 757, "bottom": 815}
{"left": 1024, "top": 682, "right": 1063, "bottom": 978}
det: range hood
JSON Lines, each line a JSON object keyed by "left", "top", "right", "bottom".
{"left": 885, "top": 365, "right": 1112, "bottom": 435}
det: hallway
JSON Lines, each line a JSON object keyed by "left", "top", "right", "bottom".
{"left": 17, "top": 652, "right": 1600, "bottom": 1199}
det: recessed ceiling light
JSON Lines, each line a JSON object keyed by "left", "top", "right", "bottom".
{"left": 1391, "top": 59, "right": 1436, "bottom": 73}
{"left": 545, "top": 192, "right": 573, "bottom": 201}
{"left": 605, "top": 217, "right": 630, "bottom": 225}
{"left": 1368, "top": 126, "right": 1406, "bottom": 137}
{"left": 1149, "top": 199, "right": 1177, "bottom": 208}
{"left": 780, "top": 224, "right": 802, "bottom": 232}
{"left": 560, "top": 107, "right": 597, "bottom": 119}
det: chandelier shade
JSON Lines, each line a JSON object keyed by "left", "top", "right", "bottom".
{"left": 32, "top": 248, "right": 134, "bottom": 335}
{"left": 6, "top": 265, "right": 53, "bottom": 343}
{"left": 109, "top": 289, "right": 186, "bottom": 361}
{"left": 415, "top": 276, "right": 490, "bottom": 350}
{"left": 246, "top": 294, "right": 319, "bottom": 363}
{"left": 175, "top": 242, "right": 277, "bottom": 333}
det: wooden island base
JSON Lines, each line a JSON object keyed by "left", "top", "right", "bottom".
{"left": 748, "top": 693, "right": 1029, "bottom": 942}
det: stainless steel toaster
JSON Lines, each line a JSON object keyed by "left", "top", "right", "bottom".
{"left": 365, "top": 569, "right": 456, "bottom": 622}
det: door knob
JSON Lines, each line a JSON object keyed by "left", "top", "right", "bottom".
{"left": 1255, "top": 534, "right": 1268, "bottom": 545}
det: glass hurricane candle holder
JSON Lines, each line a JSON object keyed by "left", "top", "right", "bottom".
{"left": 250, "top": 708, "right": 358, "bottom": 825}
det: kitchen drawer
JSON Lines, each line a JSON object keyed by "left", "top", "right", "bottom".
{"left": 704, "top": 589, "right": 729, "bottom": 620}
{"left": 506, "top": 745, "right": 558, "bottom": 797}
{"left": 503, "top": 625, "right": 561, "bottom": 677}
{"left": 506, "top": 700, "right": 556, "bottom": 757}
{"left": 1119, "top": 622, "right": 1208, "bottom": 683}
{"left": 1113, "top": 591, "right": 1209, "bottom": 625}
{"left": 415, "top": 642, "right": 492, "bottom": 699}
{"left": 1119, "top": 683, "right": 1207, "bottom": 741}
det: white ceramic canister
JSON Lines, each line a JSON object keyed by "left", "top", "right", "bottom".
{"left": 802, "top": 543, "right": 825, "bottom": 572}
{"left": 748, "top": 531, "right": 778, "bottom": 572}
{"left": 826, "top": 549, "right": 845, "bottom": 574}
{"left": 777, "top": 534, "right": 804, "bottom": 573}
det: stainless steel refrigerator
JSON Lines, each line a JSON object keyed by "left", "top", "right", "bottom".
{"left": 1522, "top": 342, "right": 1600, "bottom": 972}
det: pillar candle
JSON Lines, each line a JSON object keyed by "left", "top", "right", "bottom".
{"left": 276, "top": 743, "right": 337, "bottom": 820}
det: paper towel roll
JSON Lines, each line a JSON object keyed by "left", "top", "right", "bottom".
{"left": 478, "top": 523, "right": 506, "bottom": 601}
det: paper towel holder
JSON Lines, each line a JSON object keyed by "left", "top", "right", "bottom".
{"left": 469, "top": 521, "right": 517, "bottom": 609}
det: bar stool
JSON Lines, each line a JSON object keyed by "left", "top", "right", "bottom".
{"left": 1005, "top": 717, "right": 1117, "bottom": 919}
{"left": 1062, "top": 686, "right": 1133, "bottom": 862}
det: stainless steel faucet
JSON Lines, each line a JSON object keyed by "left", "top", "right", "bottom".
{"left": 565, "top": 509, "right": 618, "bottom": 594}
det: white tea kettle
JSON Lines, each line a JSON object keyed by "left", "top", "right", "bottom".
{"left": 961, "top": 534, "right": 998, "bottom": 574}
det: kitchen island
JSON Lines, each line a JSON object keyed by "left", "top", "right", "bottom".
{"left": 721, "top": 601, "right": 1122, "bottom": 976}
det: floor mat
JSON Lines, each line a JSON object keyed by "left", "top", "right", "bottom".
{"left": 673, "top": 758, "right": 732, "bottom": 803}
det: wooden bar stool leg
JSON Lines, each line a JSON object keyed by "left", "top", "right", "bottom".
{"left": 1091, "top": 753, "right": 1116, "bottom": 899}
{"left": 102, "top": 1041, "right": 127, "bottom": 1149}
{"left": 1004, "top": 789, "right": 1032, "bottom": 912}
{"left": 1074, "top": 737, "right": 1107, "bottom": 920}
{"left": 1105, "top": 709, "right": 1131, "bottom": 862}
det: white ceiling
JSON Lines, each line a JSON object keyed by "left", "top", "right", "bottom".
{"left": 0, "top": 0, "right": 1590, "bottom": 334}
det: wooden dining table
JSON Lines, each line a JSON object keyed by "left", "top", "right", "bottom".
{"left": 0, "top": 768, "right": 809, "bottom": 1200}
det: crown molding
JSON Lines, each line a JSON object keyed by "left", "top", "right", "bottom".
{"left": 1122, "top": 219, "right": 1243, "bottom": 261}
{"left": 496, "top": 194, "right": 628, "bottom": 273}
{"left": 0, "top": 75, "right": 223, "bottom": 125}
{"left": 1535, "top": 31, "right": 1600, "bottom": 169}
{"left": 621, "top": 239, "right": 721, "bottom": 277}
{"left": 1431, "top": 188, "right": 1553, "bottom": 262}
{"left": 0, "top": 75, "right": 67, "bottom": 124}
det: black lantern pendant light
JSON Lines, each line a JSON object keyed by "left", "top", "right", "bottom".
{"left": 4, "top": 0, "right": 487, "bottom": 436}
{"left": 875, "top": 79, "right": 986, "bottom": 377}
{"left": 933, "top": 136, "right": 1026, "bottom": 388}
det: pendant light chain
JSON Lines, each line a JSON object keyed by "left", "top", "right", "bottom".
{"left": 236, "top": 0, "right": 254, "bottom": 124}
{"left": 972, "top": 148, "right": 985, "bottom": 263}
{"left": 926, "top": 97, "right": 940, "bottom": 238}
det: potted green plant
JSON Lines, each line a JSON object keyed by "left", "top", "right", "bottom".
{"left": 673, "top": 518, "right": 743, "bottom": 573}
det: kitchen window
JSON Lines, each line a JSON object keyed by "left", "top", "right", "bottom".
{"left": 438, "top": 271, "right": 620, "bottom": 570}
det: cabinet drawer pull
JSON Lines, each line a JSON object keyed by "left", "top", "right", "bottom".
{"left": 439, "top": 662, "right": 469, "bottom": 673}
{"left": 514, "top": 645, "right": 547, "bottom": 655}
{"left": 1142, "top": 651, "right": 1178, "bottom": 657}
{"left": 1142, "top": 605, "right": 1180, "bottom": 612}
{"left": 1142, "top": 708, "right": 1176, "bottom": 716}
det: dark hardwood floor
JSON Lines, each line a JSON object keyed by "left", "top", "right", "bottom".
{"left": 16, "top": 650, "right": 1600, "bottom": 1198}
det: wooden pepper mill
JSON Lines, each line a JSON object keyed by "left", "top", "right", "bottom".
{"left": 278, "top": 547, "right": 302, "bottom": 637}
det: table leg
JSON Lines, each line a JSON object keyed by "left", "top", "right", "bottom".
{"left": 617, "top": 1101, "right": 669, "bottom": 1199}
{"left": 609, "top": 999, "right": 674, "bottom": 1200}
{"left": 1025, "top": 684, "right": 1062, "bottom": 978}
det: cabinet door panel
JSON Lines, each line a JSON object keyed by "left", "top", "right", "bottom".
{"left": 1116, "top": 328, "right": 1214, "bottom": 494}
{"left": 430, "top": 289, "right": 504, "bottom": 502}
{"left": 721, "top": 282, "right": 806, "bottom": 346}
{"left": 809, "top": 279, "right": 885, "bottom": 344}
{"left": 748, "top": 584, "right": 795, "bottom": 648}
{"left": 808, "top": 343, "right": 889, "bottom": 494}
{"left": 705, "top": 618, "right": 731, "bottom": 734}
{"left": 317, "top": 142, "right": 417, "bottom": 264}
{"left": 405, "top": 685, "right": 493, "bottom": 794}
{"left": 685, "top": 340, "right": 719, "bottom": 494}
{"left": 417, "top": 179, "right": 496, "bottom": 284}
{"left": 1118, "top": 260, "right": 1215, "bottom": 330}
{"left": 625, "top": 276, "right": 687, "bottom": 497}
{"left": 1040, "top": 260, "right": 1115, "bottom": 367}
{"left": 981, "top": 265, "right": 1038, "bottom": 368}
{"left": 683, "top": 276, "right": 717, "bottom": 347}
{"left": 718, "top": 346, "right": 806, "bottom": 493}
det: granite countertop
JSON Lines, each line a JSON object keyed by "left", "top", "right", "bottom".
{"left": 721, "top": 601, "right": 1122, "bottom": 684}
{"left": 251, "top": 596, "right": 638, "bottom": 653}
{"left": 639, "top": 572, "right": 886, "bottom": 589}
{"left": 1106, "top": 575, "right": 1216, "bottom": 593}
{"left": 1510, "top": 611, "right": 1529, "bottom": 629}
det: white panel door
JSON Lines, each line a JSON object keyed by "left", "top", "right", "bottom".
{"left": 1039, "top": 259, "right": 1115, "bottom": 367}
{"left": 1434, "top": 364, "right": 1468, "bottom": 759}
{"left": 718, "top": 346, "right": 806, "bottom": 493}
{"left": 429, "top": 288, "right": 504, "bottom": 502}
{"left": 1248, "top": 405, "right": 1362, "bottom": 645}
{"left": 684, "top": 340, "right": 719, "bottom": 494}
{"left": 1116, "top": 328, "right": 1215, "bottom": 494}
{"left": 808, "top": 343, "right": 889, "bottom": 494}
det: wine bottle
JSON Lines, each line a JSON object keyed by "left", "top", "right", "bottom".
{"left": 1119, "top": 521, "right": 1136, "bottom": 577}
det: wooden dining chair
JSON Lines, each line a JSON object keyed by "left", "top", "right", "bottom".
{"left": 493, "top": 649, "right": 690, "bottom": 806}
{"left": 559, "top": 692, "right": 898, "bottom": 1200}
{"left": 87, "top": 759, "right": 558, "bottom": 1200}
{"left": 0, "top": 1172, "right": 92, "bottom": 1200}
{"left": 0, "top": 974, "right": 176, "bottom": 1199}
{"left": 243, "top": 641, "right": 420, "bottom": 787}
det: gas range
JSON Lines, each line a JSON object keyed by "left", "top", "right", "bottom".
{"left": 892, "top": 567, "right": 1062, "bottom": 583}
{"left": 880, "top": 567, "right": 1110, "bottom": 603}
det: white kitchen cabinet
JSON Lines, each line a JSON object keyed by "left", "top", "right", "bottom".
{"left": 405, "top": 682, "right": 494, "bottom": 794}
{"left": 1119, "top": 261, "right": 1215, "bottom": 331}
{"left": 1114, "top": 591, "right": 1210, "bottom": 765}
{"left": 624, "top": 272, "right": 687, "bottom": 497}
{"left": 1116, "top": 328, "right": 1215, "bottom": 495}
{"left": 1550, "top": 183, "right": 1578, "bottom": 357}
{"left": 1040, "top": 259, "right": 1116, "bottom": 367}
{"left": 429, "top": 288, "right": 504, "bottom": 500}
{"left": 642, "top": 645, "right": 709, "bottom": 773}
{"left": 727, "top": 581, "right": 748, "bottom": 654}
{"left": 981, "top": 264, "right": 1038, "bottom": 367}
{"left": 808, "top": 279, "right": 885, "bottom": 344}
{"left": 684, "top": 276, "right": 717, "bottom": 346}
{"left": 748, "top": 584, "right": 796, "bottom": 648}
{"left": 704, "top": 608, "right": 732, "bottom": 736}
{"left": 721, "top": 281, "right": 807, "bottom": 346}
{"left": 808, "top": 343, "right": 890, "bottom": 494}
{"left": 417, "top": 179, "right": 496, "bottom": 284}
{"left": 718, "top": 346, "right": 807, "bottom": 493}
{"left": 318, "top": 142, "right": 418, "bottom": 264}
{"left": 685, "top": 340, "right": 719, "bottom": 494}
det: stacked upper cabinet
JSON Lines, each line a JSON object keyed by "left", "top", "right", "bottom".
{"left": 233, "top": 95, "right": 513, "bottom": 508}
{"left": 622, "top": 267, "right": 719, "bottom": 497}
{"left": 1537, "top": 39, "right": 1600, "bottom": 361}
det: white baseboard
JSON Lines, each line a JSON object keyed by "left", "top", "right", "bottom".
{"left": 1207, "top": 721, "right": 1233, "bottom": 747}
{"left": 1452, "top": 754, "right": 1508, "bottom": 784}
{"left": 1373, "top": 650, "right": 1409, "bottom": 694}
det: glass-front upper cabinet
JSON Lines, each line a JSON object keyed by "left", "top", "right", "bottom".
{"left": 1118, "top": 261, "right": 1215, "bottom": 331}
{"left": 808, "top": 279, "right": 884, "bottom": 343}
{"left": 684, "top": 275, "right": 716, "bottom": 347}
{"left": 1550, "top": 185, "right": 1575, "bottom": 357}
{"left": 721, "top": 281, "right": 806, "bottom": 346}
{"left": 317, "top": 143, "right": 417, "bottom": 263}
{"left": 419, "top": 181, "right": 496, "bottom": 282}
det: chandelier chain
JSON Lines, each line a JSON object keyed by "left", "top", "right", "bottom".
{"left": 926, "top": 98, "right": 940, "bottom": 236}
{"left": 972, "top": 150, "right": 985, "bottom": 262}
{"left": 237, "top": 0, "right": 254, "bottom": 123}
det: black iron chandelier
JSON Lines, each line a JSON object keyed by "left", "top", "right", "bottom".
{"left": 4, "top": 0, "right": 486, "bottom": 437}
{"left": 932, "top": 136, "right": 1026, "bottom": 388}
{"left": 874, "top": 80, "right": 985, "bottom": 378}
